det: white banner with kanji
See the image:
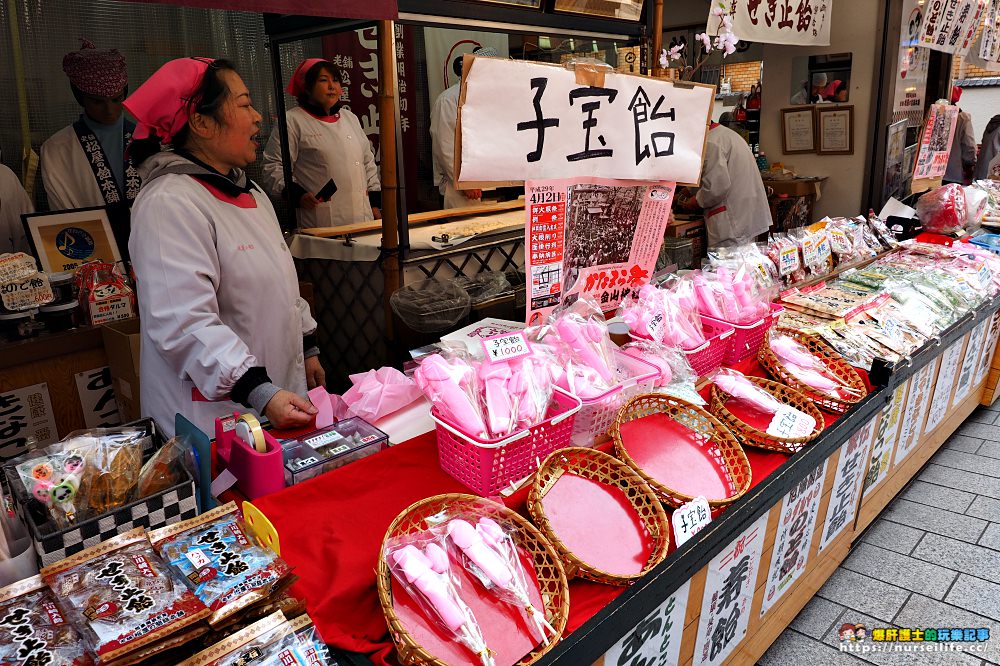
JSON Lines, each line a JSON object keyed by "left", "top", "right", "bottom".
{"left": 917, "top": 0, "right": 986, "bottom": 56}
{"left": 710, "top": 0, "right": 833, "bottom": 46}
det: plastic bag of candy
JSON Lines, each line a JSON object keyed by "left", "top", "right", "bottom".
{"left": 0, "top": 575, "right": 96, "bottom": 666}
{"left": 916, "top": 184, "right": 968, "bottom": 235}
{"left": 178, "top": 611, "right": 312, "bottom": 666}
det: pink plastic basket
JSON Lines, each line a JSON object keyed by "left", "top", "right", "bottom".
{"left": 432, "top": 388, "right": 582, "bottom": 496}
{"left": 704, "top": 303, "right": 784, "bottom": 364}
{"left": 683, "top": 319, "right": 734, "bottom": 377}
{"left": 571, "top": 350, "right": 659, "bottom": 447}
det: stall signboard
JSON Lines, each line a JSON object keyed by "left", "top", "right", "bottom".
{"left": 74, "top": 367, "right": 122, "bottom": 429}
{"left": 602, "top": 580, "right": 690, "bottom": 666}
{"left": 524, "top": 178, "right": 672, "bottom": 321}
{"left": 818, "top": 414, "right": 877, "bottom": 554}
{"left": 917, "top": 0, "right": 986, "bottom": 56}
{"left": 953, "top": 319, "right": 990, "bottom": 405}
{"left": 119, "top": 0, "right": 397, "bottom": 19}
{"left": 924, "top": 338, "right": 965, "bottom": 433}
{"left": 968, "top": 0, "right": 1000, "bottom": 71}
{"left": 693, "top": 512, "right": 769, "bottom": 666}
{"left": 709, "top": 0, "right": 832, "bottom": 46}
{"left": 977, "top": 311, "right": 1000, "bottom": 385}
{"left": 0, "top": 383, "right": 58, "bottom": 462}
{"left": 912, "top": 104, "right": 960, "bottom": 192}
{"left": 760, "top": 461, "right": 827, "bottom": 616}
{"left": 893, "top": 0, "right": 932, "bottom": 127}
{"left": 893, "top": 357, "right": 940, "bottom": 467}
{"left": 862, "top": 382, "right": 907, "bottom": 499}
{"left": 457, "top": 57, "right": 714, "bottom": 186}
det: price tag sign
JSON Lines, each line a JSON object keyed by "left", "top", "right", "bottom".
{"left": 185, "top": 549, "right": 211, "bottom": 569}
{"left": 0, "top": 273, "right": 53, "bottom": 311}
{"left": 673, "top": 496, "right": 711, "bottom": 546}
{"left": 767, "top": 405, "right": 816, "bottom": 439}
{"left": 481, "top": 331, "right": 532, "bottom": 363}
{"left": 0, "top": 253, "right": 39, "bottom": 284}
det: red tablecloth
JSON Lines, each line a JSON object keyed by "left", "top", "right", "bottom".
{"left": 251, "top": 361, "right": 870, "bottom": 662}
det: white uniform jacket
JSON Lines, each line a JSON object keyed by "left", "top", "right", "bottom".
{"left": 0, "top": 164, "right": 33, "bottom": 255}
{"left": 262, "top": 106, "right": 380, "bottom": 229}
{"left": 129, "top": 152, "right": 316, "bottom": 437}
{"left": 41, "top": 125, "right": 111, "bottom": 210}
{"left": 696, "top": 124, "right": 773, "bottom": 247}
{"left": 429, "top": 83, "right": 479, "bottom": 209}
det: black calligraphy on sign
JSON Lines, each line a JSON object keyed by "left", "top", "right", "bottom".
{"left": 765, "top": 0, "right": 778, "bottom": 26}
{"left": 826, "top": 436, "right": 865, "bottom": 542}
{"left": 796, "top": 0, "right": 813, "bottom": 31}
{"left": 613, "top": 592, "right": 679, "bottom": 666}
{"left": 96, "top": 559, "right": 154, "bottom": 614}
{"left": 748, "top": 0, "right": 762, "bottom": 24}
{"left": 777, "top": 0, "right": 795, "bottom": 28}
{"left": 567, "top": 87, "right": 617, "bottom": 162}
{"left": 82, "top": 367, "right": 121, "bottom": 428}
{"left": 710, "top": 555, "right": 750, "bottom": 661}
{"left": 516, "top": 78, "right": 560, "bottom": 163}
{"left": 628, "top": 87, "right": 676, "bottom": 166}
{"left": 617, "top": 614, "right": 661, "bottom": 666}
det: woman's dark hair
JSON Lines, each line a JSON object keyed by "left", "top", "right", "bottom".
{"left": 295, "top": 61, "right": 341, "bottom": 107}
{"left": 130, "top": 58, "right": 238, "bottom": 166}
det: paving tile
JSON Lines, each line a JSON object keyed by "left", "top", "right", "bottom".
{"left": 966, "top": 408, "right": 1000, "bottom": 425}
{"left": 816, "top": 568, "right": 911, "bottom": 623}
{"left": 967, "top": 496, "right": 1000, "bottom": 522}
{"left": 894, "top": 594, "right": 1000, "bottom": 665}
{"left": 901, "top": 480, "right": 977, "bottom": 514}
{"left": 882, "top": 499, "right": 988, "bottom": 544}
{"left": 842, "top": 543, "right": 957, "bottom": 600}
{"left": 791, "top": 596, "right": 848, "bottom": 639}
{"left": 978, "top": 440, "right": 1000, "bottom": 460}
{"left": 912, "top": 533, "right": 1000, "bottom": 583}
{"left": 918, "top": 465, "right": 1000, "bottom": 501}
{"left": 980, "top": 523, "right": 1000, "bottom": 552}
{"left": 861, "top": 520, "right": 925, "bottom": 556}
{"left": 931, "top": 450, "right": 1000, "bottom": 479}
{"left": 759, "top": 628, "right": 868, "bottom": 665}
{"left": 945, "top": 574, "right": 1000, "bottom": 621}
{"left": 945, "top": 435, "right": 987, "bottom": 454}
{"left": 957, "top": 421, "right": 1000, "bottom": 441}
{"left": 819, "top": 610, "right": 983, "bottom": 666}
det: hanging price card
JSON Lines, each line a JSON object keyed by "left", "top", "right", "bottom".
{"left": 481, "top": 331, "right": 532, "bottom": 363}
{"left": 672, "top": 496, "right": 712, "bottom": 547}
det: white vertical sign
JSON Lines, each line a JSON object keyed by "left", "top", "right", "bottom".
{"left": 761, "top": 461, "right": 827, "bottom": 616}
{"left": 893, "top": 358, "right": 940, "bottom": 466}
{"left": 953, "top": 320, "right": 990, "bottom": 405}
{"left": 74, "top": 366, "right": 122, "bottom": 429}
{"left": 862, "top": 382, "right": 908, "bottom": 498}
{"left": 976, "top": 311, "right": 1000, "bottom": 385}
{"left": 924, "top": 339, "right": 965, "bottom": 434}
{"left": 693, "top": 512, "right": 769, "bottom": 666}
{"left": 818, "top": 415, "right": 877, "bottom": 554}
{"left": 601, "top": 580, "right": 690, "bottom": 666}
{"left": 0, "top": 383, "right": 58, "bottom": 462}
{"left": 918, "top": 0, "right": 987, "bottom": 55}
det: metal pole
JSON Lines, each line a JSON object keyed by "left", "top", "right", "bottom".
{"left": 378, "top": 19, "right": 401, "bottom": 340}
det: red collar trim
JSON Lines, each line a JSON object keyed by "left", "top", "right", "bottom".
{"left": 710, "top": 122, "right": 721, "bottom": 129}
{"left": 303, "top": 108, "right": 340, "bottom": 123}
{"left": 192, "top": 177, "right": 258, "bottom": 208}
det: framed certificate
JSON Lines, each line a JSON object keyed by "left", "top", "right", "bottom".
{"left": 781, "top": 107, "right": 816, "bottom": 154}
{"left": 21, "top": 207, "right": 121, "bottom": 273}
{"left": 816, "top": 105, "right": 854, "bottom": 155}
{"left": 554, "top": 0, "right": 643, "bottom": 21}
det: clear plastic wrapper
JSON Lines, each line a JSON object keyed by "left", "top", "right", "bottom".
{"left": 618, "top": 282, "right": 705, "bottom": 350}
{"left": 0, "top": 575, "right": 95, "bottom": 666}
{"left": 478, "top": 352, "right": 556, "bottom": 439}
{"left": 693, "top": 266, "right": 772, "bottom": 324}
{"left": 916, "top": 184, "right": 968, "bottom": 235}
{"left": 965, "top": 185, "right": 989, "bottom": 227}
{"left": 767, "top": 233, "right": 806, "bottom": 287}
{"left": 709, "top": 368, "right": 816, "bottom": 437}
{"left": 384, "top": 532, "right": 494, "bottom": 666}
{"left": 620, "top": 340, "right": 704, "bottom": 405}
{"left": 792, "top": 227, "right": 835, "bottom": 279}
{"left": 289, "top": 614, "right": 334, "bottom": 666}
{"left": 179, "top": 611, "right": 311, "bottom": 666}
{"left": 866, "top": 215, "right": 898, "bottom": 250}
{"left": 767, "top": 330, "right": 864, "bottom": 399}
{"left": 137, "top": 436, "right": 186, "bottom": 497}
{"left": 415, "top": 349, "right": 489, "bottom": 440}
{"left": 149, "top": 502, "right": 294, "bottom": 627}
{"left": 549, "top": 297, "right": 618, "bottom": 382}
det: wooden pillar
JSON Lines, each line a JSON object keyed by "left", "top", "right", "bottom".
{"left": 652, "top": 0, "right": 664, "bottom": 75}
{"left": 378, "top": 19, "right": 400, "bottom": 339}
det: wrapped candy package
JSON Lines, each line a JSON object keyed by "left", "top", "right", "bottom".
{"left": 0, "top": 575, "right": 95, "bottom": 666}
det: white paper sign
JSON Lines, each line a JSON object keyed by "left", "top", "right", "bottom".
{"left": 185, "top": 549, "right": 211, "bottom": 569}
{"left": 968, "top": 0, "right": 1000, "bottom": 71}
{"left": 818, "top": 415, "right": 877, "bottom": 554}
{"left": 976, "top": 311, "right": 1000, "bottom": 385}
{"left": 953, "top": 319, "right": 990, "bottom": 405}
{"left": 480, "top": 331, "right": 531, "bottom": 362}
{"left": 766, "top": 405, "right": 817, "bottom": 439}
{"left": 74, "top": 366, "right": 122, "bottom": 429}
{"left": 893, "top": 0, "right": 932, "bottom": 126}
{"left": 924, "top": 339, "right": 965, "bottom": 434}
{"left": 761, "top": 461, "right": 827, "bottom": 616}
{"left": 862, "top": 382, "right": 907, "bottom": 498}
{"left": 893, "top": 359, "right": 939, "bottom": 466}
{"left": 694, "top": 512, "right": 769, "bottom": 666}
{"left": 0, "top": 253, "right": 39, "bottom": 284}
{"left": 711, "top": 0, "right": 832, "bottom": 46}
{"left": 913, "top": 104, "right": 960, "bottom": 183}
{"left": 673, "top": 496, "right": 712, "bottom": 546}
{"left": 0, "top": 273, "right": 53, "bottom": 311}
{"left": 602, "top": 580, "right": 690, "bottom": 666}
{"left": 458, "top": 57, "right": 714, "bottom": 185}
{"left": 918, "top": 0, "right": 986, "bottom": 55}
{"left": 0, "top": 383, "right": 58, "bottom": 462}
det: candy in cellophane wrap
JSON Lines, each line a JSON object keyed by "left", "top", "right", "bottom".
{"left": 431, "top": 514, "right": 554, "bottom": 646}
{"left": 619, "top": 280, "right": 706, "bottom": 350}
{"left": 692, "top": 265, "right": 771, "bottom": 326}
{"left": 916, "top": 183, "right": 969, "bottom": 235}
{"left": 178, "top": 611, "right": 312, "bottom": 666}
{"left": 965, "top": 185, "right": 989, "bottom": 228}
{"left": 385, "top": 531, "right": 495, "bottom": 666}
{"left": 620, "top": 340, "right": 705, "bottom": 405}
{"left": 767, "top": 233, "right": 806, "bottom": 287}
{"left": 289, "top": 614, "right": 334, "bottom": 666}
{"left": 40, "top": 528, "right": 210, "bottom": 664}
{"left": 710, "top": 368, "right": 817, "bottom": 438}
{"left": 791, "top": 227, "right": 835, "bottom": 279}
{"left": 0, "top": 574, "right": 95, "bottom": 666}
{"left": 767, "top": 330, "right": 864, "bottom": 401}
{"left": 149, "top": 501, "right": 293, "bottom": 627}
{"left": 415, "top": 348, "right": 490, "bottom": 440}
{"left": 706, "top": 242, "right": 780, "bottom": 292}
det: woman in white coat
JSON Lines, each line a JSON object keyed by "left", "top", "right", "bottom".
{"left": 262, "top": 59, "right": 381, "bottom": 229}
{"left": 124, "top": 57, "right": 325, "bottom": 437}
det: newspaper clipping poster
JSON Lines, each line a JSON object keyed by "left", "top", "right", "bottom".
{"left": 525, "top": 177, "right": 673, "bottom": 324}
{"left": 912, "top": 104, "right": 959, "bottom": 191}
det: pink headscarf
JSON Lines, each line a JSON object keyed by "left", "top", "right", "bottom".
{"left": 287, "top": 58, "right": 330, "bottom": 97}
{"left": 62, "top": 38, "right": 128, "bottom": 98}
{"left": 124, "top": 57, "right": 214, "bottom": 143}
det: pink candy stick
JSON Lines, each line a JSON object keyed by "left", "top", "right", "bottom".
{"left": 394, "top": 545, "right": 469, "bottom": 633}
{"left": 714, "top": 374, "right": 783, "bottom": 413}
{"left": 554, "top": 316, "right": 614, "bottom": 382}
{"left": 479, "top": 362, "right": 514, "bottom": 436}
{"left": 784, "top": 363, "right": 842, "bottom": 391}
{"left": 416, "top": 355, "right": 488, "bottom": 438}
{"left": 770, "top": 336, "right": 823, "bottom": 368}
{"left": 623, "top": 347, "right": 672, "bottom": 386}
{"left": 693, "top": 275, "right": 726, "bottom": 319}
{"left": 476, "top": 517, "right": 505, "bottom": 550}
{"left": 448, "top": 520, "right": 514, "bottom": 589}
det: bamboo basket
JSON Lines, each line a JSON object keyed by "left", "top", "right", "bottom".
{"left": 759, "top": 327, "right": 867, "bottom": 413}
{"left": 710, "top": 376, "right": 825, "bottom": 453}
{"left": 527, "top": 447, "right": 669, "bottom": 585}
{"left": 376, "top": 494, "right": 569, "bottom": 666}
{"left": 611, "top": 394, "right": 752, "bottom": 508}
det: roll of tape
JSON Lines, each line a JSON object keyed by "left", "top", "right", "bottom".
{"left": 236, "top": 414, "right": 267, "bottom": 453}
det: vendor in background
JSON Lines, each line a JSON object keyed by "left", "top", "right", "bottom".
{"left": 41, "top": 40, "right": 139, "bottom": 211}
{"left": 262, "top": 59, "right": 380, "bottom": 229}
{"left": 678, "top": 116, "right": 771, "bottom": 247}
{"left": 975, "top": 111, "right": 1000, "bottom": 181}
{"left": 125, "top": 57, "right": 324, "bottom": 438}
{"left": 429, "top": 47, "right": 499, "bottom": 209}
{"left": 945, "top": 87, "right": 976, "bottom": 186}
{"left": 0, "top": 164, "right": 33, "bottom": 254}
